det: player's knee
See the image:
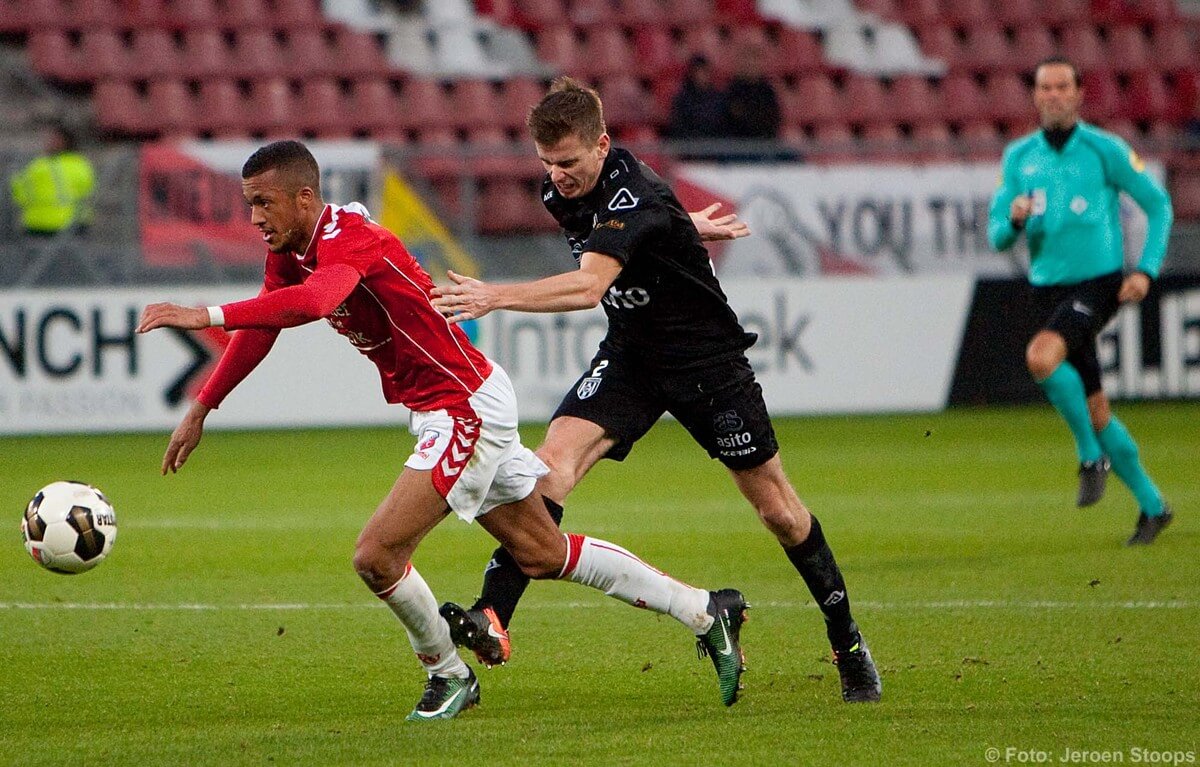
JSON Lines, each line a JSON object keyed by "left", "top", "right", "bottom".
{"left": 1025, "top": 344, "right": 1055, "bottom": 379}
{"left": 352, "top": 542, "right": 403, "bottom": 592}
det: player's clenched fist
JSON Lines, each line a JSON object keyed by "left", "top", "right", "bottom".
{"left": 137, "top": 302, "right": 209, "bottom": 333}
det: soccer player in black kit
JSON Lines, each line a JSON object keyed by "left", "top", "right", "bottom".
{"left": 432, "top": 77, "right": 881, "bottom": 703}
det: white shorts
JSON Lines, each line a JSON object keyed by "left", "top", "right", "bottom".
{"left": 404, "top": 364, "right": 548, "bottom": 522}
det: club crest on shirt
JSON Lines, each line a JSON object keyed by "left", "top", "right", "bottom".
{"left": 608, "top": 187, "right": 639, "bottom": 211}
{"left": 576, "top": 376, "right": 602, "bottom": 399}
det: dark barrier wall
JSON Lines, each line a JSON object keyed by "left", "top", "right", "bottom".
{"left": 950, "top": 276, "right": 1200, "bottom": 406}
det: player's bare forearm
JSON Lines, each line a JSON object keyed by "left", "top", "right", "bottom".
{"left": 162, "top": 400, "right": 210, "bottom": 475}
{"left": 137, "top": 303, "right": 209, "bottom": 333}
{"left": 433, "top": 268, "right": 608, "bottom": 322}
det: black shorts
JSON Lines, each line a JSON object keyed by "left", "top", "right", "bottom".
{"left": 552, "top": 351, "right": 779, "bottom": 470}
{"left": 1028, "top": 271, "right": 1123, "bottom": 395}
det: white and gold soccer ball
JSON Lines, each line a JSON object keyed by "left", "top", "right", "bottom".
{"left": 21, "top": 481, "right": 117, "bottom": 574}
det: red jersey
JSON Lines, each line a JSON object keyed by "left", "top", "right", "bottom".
{"left": 200, "top": 203, "right": 492, "bottom": 415}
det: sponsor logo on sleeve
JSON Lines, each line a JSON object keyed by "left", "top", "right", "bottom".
{"left": 607, "top": 188, "right": 639, "bottom": 211}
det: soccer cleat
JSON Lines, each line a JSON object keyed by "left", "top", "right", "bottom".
{"left": 1125, "top": 502, "right": 1174, "bottom": 546}
{"left": 405, "top": 668, "right": 480, "bottom": 722}
{"left": 695, "top": 588, "right": 749, "bottom": 707}
{"left": 439, "top": 602, "right": 511, "bottom": 668}
{"left": 1076, "top": 459, "right": 1110, "bottom": 507}
{"left": 833, "top": 636, "right": 882, "bottom": 703}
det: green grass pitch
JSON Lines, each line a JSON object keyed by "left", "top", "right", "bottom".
{"left": 1, "top": 402, "right": 1197, "bottom": 766}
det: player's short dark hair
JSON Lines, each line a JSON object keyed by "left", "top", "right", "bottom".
{"left": 527, "top": 76, "right": 607, "bottom": 146}
{"left": 1034, "top": 57, "right": 1082, "bottom": 87}
{"left": 241, "top": 140, "right": 321, "bottom": 194}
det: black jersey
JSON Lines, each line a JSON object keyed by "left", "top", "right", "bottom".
{"left": 542, "top": 147, "right": 756, "bottom": 369}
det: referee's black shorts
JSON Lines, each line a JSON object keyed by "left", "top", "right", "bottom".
{"left": 552, "top": 350, "right": 779, "bottom": 471}
{"left": 1028, "top": 270, "right": 1123, "bottom": 395}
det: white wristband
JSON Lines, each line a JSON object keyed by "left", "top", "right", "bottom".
{"left": 207, "top": 306, "right": 225, "bottom": 327}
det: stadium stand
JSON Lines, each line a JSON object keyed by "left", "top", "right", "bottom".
{"left": 1, "top": 0, "right": 1198, "bottom": 239}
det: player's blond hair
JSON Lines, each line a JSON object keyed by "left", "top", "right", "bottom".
{"left": 527, "top": 77, "right": 607, "bottom": 146}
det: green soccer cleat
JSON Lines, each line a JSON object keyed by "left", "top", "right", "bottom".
{"left": 405, "top": 669, "right": 481, "bottom": 722}
{"left": 440, "top": 602, "right": 511, "bottom": 668}
{"left": 695, "top": 588, "right": 749, "bottom": 706}
{"left": 833, "top": 636, "right": 882, "bottom": 703}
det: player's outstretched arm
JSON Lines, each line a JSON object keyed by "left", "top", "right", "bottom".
{"left": 690, "top": 203, "right": 751, "bottom": 241}
{"left": 162, "top": 400, "right": 210, "bottom": 475}
{"left": 137, "top": 303, "right": 209, "bottom": 333}
{"left": 432, "top": 253, "right": 622, "bottom": 322}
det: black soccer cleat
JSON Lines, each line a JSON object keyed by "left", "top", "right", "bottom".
{"left": 405, "top": 668, "right": 481, "bottom": 722}
{"left": 695, "top": 588, "right": 749, "bottom": 706}
{"left": 833, "top": 636, "right": 882, "bottom": 703}
{"left": 1125, "top": 502, "right": 1174, "bottom": 546}
{"left": 1076, "top": 458, "right": 1110, "bottom": 507}
{"left": 440, "top": 602, "right": 511, "bottom": 668}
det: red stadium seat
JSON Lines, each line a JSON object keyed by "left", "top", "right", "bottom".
{"left": 776, "top": 27, "right": 823, "bottom": 75}
{"left": 900, "top": 0, "right": 940, "bottom": 27}
{"left": 1104, "top": 25, "right": 1150, "bottom": 73}
{"left": 566, "top": 0, "right": 611, "bottom": 28}
{"left": 131, "top": 30, "right": 183, "bottom": 80}
{"left": 679, "top": 25, "right": 730, "bottom": 76}
{"left": 944, "top": 0, "right": 990, "bottom": 27}
{"left": 1012, "top": 26, "right": 1056, "bottom": 65}
{"left": 861, "top": 122, "right": 906, "bottom": 162}
{"left": 1151, "top": 25, "right": 1197, "bottom": 74}
{"left": 397, "top": 79, "right": 453, "bottom": 132}
{"left": 959, "top": 120, "right": 1002, "bottom": 161}
{"left": 223, "top": 0, "right": 271, "bottom": 27}
{"left": 1040, "top": 0, "right": 1090, "bottom": 24}
{"left": 811, "top": 123, "right": 857, "bottom": 164}
{"left": 273, "top": 0, "right": 323, "bottom": 26}
{"left": 147, "top": 79, "right": 197, "bottom": 136}
{"left": 886, "top": 75, "right": 937, "bottom": 124}
{"left": 512, "top": 0, "right": 568, "bottom": 28}
{"left": 789, "top": 74, "right": 841, "bottom": 127}
{"left": 1060, "top": 25, "right": 1105, "bottom": 72}
{"left": 714, "top": 0, "right": 761, "bottom": 22}
{"left": 167, "top": 0, "right": 220, "bottom": 28}
{"left": 80, "top": 30, "right": 132, "bottom": 81}
{"left": 534, "top": 25, "right": 580, "bottom": 72}
{"left": 449, "top": 79, "right": 503, "bottom": 130}
{"left": 1122, "top": 70, "right": 1170, "bottom": 122}
{"left": 936, "top": 74, "right": 985, "bottom": 123}
{"left": 182, "top": 30, "right": 228, "bottom": 79}
{"left": 94, "top": 80, "right": 149, "bottom": 135}
{"left": 729, "top": 25, "right": 781, "bottom": 77}
{"left": 985, "top": 73, "right": 1031, "bottom": 124}
{"left": 299, "top": 79, "right": 351, "bottom": 136}
{"left": 915, "top": 25, "right": 961, "bottom": 65}
{"left": 27, "top": 30, "right": 77, "bottom": 81}
{"left": 961, "top": 26, "right": 1010, "bottom": 73}
{"left": 614, "top": 0, "right": 668, "bottom": 25}
{"left": 841, "top": 75, "right": 888, "bottom": 125}
{"left": 247, "top": 78, "right": 295, "bottom": 134}
{"left": 579, "top": 27, "right": 636, "bottom": 78}
{"left": 286, "top": 29, "right": 333, "bottom": 77}
{"left": 665, "top": 0, "right": 715, "bottom": 24}
{"left": 413, "top": 128, "right": 466, "bottom": 182}
{"left": 347, "top": 78, "right": 402, "bottom": 135}
{"left": 196, "top": 80, "right": 247, "bottom": 135}
{"left": 74, "top": 0, "right": 125, "bottom": 26}
{"left": 1100, "top": 117, "right": 1138, "bottom": 138}
{"left": 1081, "top": 69, "right": 1122, "bottom": 121}
{"left": 233, "top": 29, "right": 286, "bottom": 78}
{"left": 0, "top": 0, "right": 60, "bottom": 32}
{"left": 478, "top": 179, "right": 550, "bottom": 234}
{"left": 598, "top": 75, "right": 656, "bottom": 129}
{"left": 498, "top": 77, "right": 547, "bottom": 131}
{"left": 332, "top": 28, "right": 391, "bottom": 77}
{"left": 911, "top": 120, "right": 954, "bottom": 162}
{"left": 465, "top": 127, "right": 541, "bottom": 180}
{"left": 633, "top": 26, "right": 681, "bottom": 78}
{"left": 995, "top": 0, "right": 1038, "bottom": 26}
{"left": 125, "top": 0, "right": 169, "bottom": 26}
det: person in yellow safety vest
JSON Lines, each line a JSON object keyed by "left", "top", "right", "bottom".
{"left": 10, "top": 122, "right": 95, "bottom": 237}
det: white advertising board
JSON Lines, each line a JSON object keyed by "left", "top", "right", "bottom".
{"left": 0, "top": 276, "right": 974, "bottom": 434}
{"left": 682, "top": 162, "right": 1156, "bottom": 279}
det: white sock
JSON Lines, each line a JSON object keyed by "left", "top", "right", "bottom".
{"left": 375, "top": 564, "right": 470, "bottom": 678}
{"left": 558, "top": 533, "right": 714, "bottom": 634}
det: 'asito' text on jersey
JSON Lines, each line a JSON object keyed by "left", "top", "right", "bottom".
{"left": 542, "top": 147, "right": 755, "bottom": 368}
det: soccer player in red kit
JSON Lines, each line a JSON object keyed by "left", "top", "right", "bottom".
{"left": 136, "top": 141, "right": 749, "bottom": 720}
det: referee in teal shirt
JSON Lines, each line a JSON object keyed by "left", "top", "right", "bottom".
{"left": 988, "top": 57, "right": 1173, "bottom": 545}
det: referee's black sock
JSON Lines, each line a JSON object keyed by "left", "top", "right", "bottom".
{"left": 472, "top": 496, "right": 565, "bottom": 629}
{"left": 783, "top": 515, "right": 860, "bottom": 652}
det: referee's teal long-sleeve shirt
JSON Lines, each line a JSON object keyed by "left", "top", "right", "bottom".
{"left": 988, "top": 121, "right": 1172, "bottom": 286}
